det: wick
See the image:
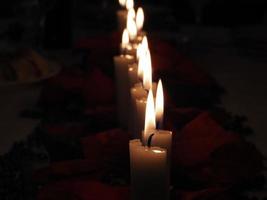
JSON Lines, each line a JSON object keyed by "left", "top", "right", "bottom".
{"left": 156, "top": 121, "right": 160, "bottom": 130}
{"left": 147, "top": 133, "right": 155, "bottom": 148}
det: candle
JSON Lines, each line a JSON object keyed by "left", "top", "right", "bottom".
{"left": 113, "top": 55, "right": 135, "bottom": 128}
{"left": 129, "top": 139, "right": 169, "bottom": 200}
{"left": 116, "top": 0, "right": 134, "bottom": 32}
{"left": 128, "top": 64, "right": 138, "bottom": 87}
{"left": 129, "top": 49, "right": 157, "bottom": 138}
{"left": 130, "top": 97, "right": 146, "bottom": 139}
{"left": 141, "top": 87, "right": 172, "bottom": 198}
{"left": 142, "top": 81, "right": 172, "bottom": 158}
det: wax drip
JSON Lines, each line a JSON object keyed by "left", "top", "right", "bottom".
{"left": 147, "top": 133, "right": 155, "bottom": 148}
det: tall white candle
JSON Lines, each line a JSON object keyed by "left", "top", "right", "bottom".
{"left": 129, "top": 139, "right": 169, "bottom": 200}
{"left": 113, "top": 55, "right": 135, "bottom": 128}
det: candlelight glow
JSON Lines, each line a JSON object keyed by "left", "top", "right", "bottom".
{"left": 122, "top": 29, "right": 129, "bottom": 48}
{"left": 144, "top": 89, "right": 156, "bottom": 138}
{"left": 126, "top": 0, "right": 134, "bottom": 10}
{"left": 143, "top": 49, "right": 152, "bottom": 90}
{"left": 128, "top": 8, "right": 136, "bottom": 19}
{"left": 155, "top": 79, "right": 164, "bottom": 124}
{"left": 119, "top": 0, "right": 126, "bottom": 7}
{"left": 136, "top": 7, "right": 144, "bottom": 31}
{"left": 127, "top": 17, "right": 137, "bottom": 40}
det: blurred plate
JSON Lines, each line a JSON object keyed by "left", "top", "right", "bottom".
{"left": 0, "top": 61, "right": 61, "bottom": 87}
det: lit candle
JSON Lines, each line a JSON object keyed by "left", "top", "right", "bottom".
{"left": 116, "top": 0, "right": 134, "bottom": 32}
{"left": 113, "top": 55, "right": 135, "bottom": 128}
{"left": 129, "top": 140, "right": 169, "bottom": 200}
{"left": 142, "top": 80, "right": 172, "bottom": 160}
{"left": 141, "top": 86, "right": 172, "bottom": 198}
{"left": 129, "top": 49, "right": 157, "bottom": 138}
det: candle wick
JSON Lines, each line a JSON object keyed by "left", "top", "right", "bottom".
{"left": 156, "top": 121, "right": 160, "bottom": 130}
{"left": 147, "top": 133, "right": 155, "bottom": 148}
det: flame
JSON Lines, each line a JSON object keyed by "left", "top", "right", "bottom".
{"left": 119, "top": 0, "right": 126, "bottom": 7}
{"left": 126, "top": 0, "right": 134, "bottom": 10}
{"left": 127, "top": 17, "right": 137, "bottom": 41}
{"left": 152, "top": 149, "right": 165, "bottom": 154}
{"left": 128, "top": 8, "right": 136, "bottom": 19}
{"left": 136, "top": 7, "right": 144, "bottom": 31}
{"left": 143, "top": 49, "right": 152, "bottom": 90}
{"left": 144, "top": 89, "right": 156, "bottom": 138}
{"left": 155, "top": 79, "right": 164, "bottom": 125}
{"left": 137, "top": 49, "right": 145, "bottom": 80}
{"left": 121, "top": 29, "right": 129, "bottom": 48}
{"left": 142, "top": 36, "right": 149, "bottom": 52}
{"left": 136, "top": 44, "right": 143, "bottom": 60}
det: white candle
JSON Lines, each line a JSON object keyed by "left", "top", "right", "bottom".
{"left": 129, "top": 83, "right": 157, "bottom": 139}
{"left": 142, "top": 83, "right": 172, "bottom": 156}
{"left": 128, "top": 64, "right": 138, "bottom": 87}
{"left": 129, "top": 139, "right": 169, "bottom": 200}
{"left": 116, "top": 0, "right": 134, "bottom": 32}
{"left": 142, "top": 85, "right": 172, "bottom": 191}
{"left": 113, "top": 55, "right": 135, "bottom": 128}
{"left": 132, "top": 97, "right": 146, "bottom": 139}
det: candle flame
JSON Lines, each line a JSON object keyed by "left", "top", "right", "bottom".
{"left": 152, "top": 149, "right": 165, "bottom": 154}
{"left": 142, "top": 36, "right": 149, "bottom": 52}
{"left": 119, "top": 0, "right": 126, "bottom": 7}
{"left": 128, "top": 8, "right": 136, "bottom": 19}
{"left": 136, "top": 7, "right": 144, "bottom": 31}
{"left": 155, "top": 79, "right": 164, "bottom": 125}
{"left": 122, "top": 29, "right": 129, "bottom": 48}
{"left": 136, "top": 44, "right": 143, "bottom": 60}
{"left": 144, "top": 89, "right": 156, "bottom": 138}
{"left": 137, "top": 51, "right": 145, "bottom": 80}
{"left": 127, "top": 17, "right": 137, "bottom": 41}
{"left": 143, "top": 49, "right": 152, "bottom": 90}
{"left": 126, "top": 0, "right": 134, "bottom": 10}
